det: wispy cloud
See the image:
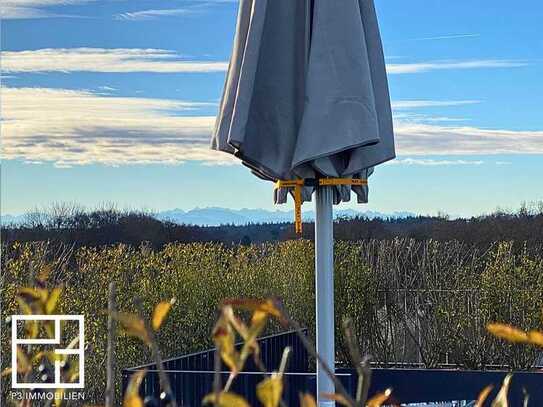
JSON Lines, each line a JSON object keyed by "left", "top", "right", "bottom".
{"left": 3, "top": 48, "right": 228, "bottom": 73}
{"left": 387, "top": 59, "right": 528, "bottom": 74}
{"left": 97, "top": 86, "right": 117, "bottom": 92}
{"left": 3, "top": 87, "right": 542, "bottom": 168}
{"left": 2, "top": 0, "right": 236, "bottom": 18}
{"left": 113, "top": 0, "right": 238, "bottom": 21}
{"left": 1, "top": 0, "right": 92, "bottom": 19}
{"left": 403, "top": 33, "right": 481, "bottom": 42}
{"left": 393, "top": 113, "right": 469, "bottom": 124}
{"left": 394, "top": 121, "right": 543, "bottom": 155}
{"left": 392, "top": 100, "right": 480, "bottom": 109}
{"left": 115, "top": 8, "right": 201, "bottom": 21}
{"left": 5, "top": 49, "right": 528, "bottom": 76}
{"left": 1, "top": 87, "right": 233, "bottom": 167}
{"left": 388, "top": 158, "right": 485, "bottom": 166}
{"left": 391, "top": 100, "right": 476, "bottom": 124}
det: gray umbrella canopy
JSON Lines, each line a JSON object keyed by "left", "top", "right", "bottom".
{"left": 212, "top": 1, "right": 395, "bottom": 400}
{"left": 212, "top": 0, "right": 395, "bottom": 205}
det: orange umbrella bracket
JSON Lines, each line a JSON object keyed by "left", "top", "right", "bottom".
{"left": 274, "top": 178, "right": 368, "bottom": 234}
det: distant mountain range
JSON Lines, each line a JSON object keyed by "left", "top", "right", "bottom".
{"left": 2, "top": 207, "right": 416, "bottom": 227}
{"left": 2, "top": 214, "right": 26, "bottom": 226}
{"left": 153, "top": 207, "right": 416, "bottom": 226}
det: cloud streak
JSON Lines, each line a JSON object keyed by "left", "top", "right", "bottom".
{"left": 2, "top": 48, "right": 228, "bottom": 73}
{"left": 2, "top": 87, "right": 234, "bottom": 167}
{"left": 1, "top": 0, "right": 92, "bottom": 18}
{"left": 4, "top": 48, "right": 528, "bottom": 76}
{"left": 3, "top": 0, "right": 237, "bottom": 18}
{"left": 394, "top": 121, "right": 543, "bottom": 155}
{"left": 388, "top": 158, "right": 485, "bottom": 166}
{"left": 403, "top": 33, "right": 481, "bottom": 42}
{"left": 113, "top": 1, "right": 238, "bottom": 21}
{"left": 115, "top": 8, "right": 201, "bottom": 21}
{"left": 387, "top": 59, "right": 528, "bottom": 74}
{"left": 3, "top": 87, "right": 542, "bottom": 168}
{"left": 392, "top": 100, "right": 480, "bottom": 109}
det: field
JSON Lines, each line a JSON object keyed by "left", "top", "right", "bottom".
{"left": 2, "top": 238, "right": 543, "bottom": 403}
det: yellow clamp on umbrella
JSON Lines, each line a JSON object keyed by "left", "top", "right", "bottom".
{"left": 274, "top": 178, "right": 368, "bottom": 234}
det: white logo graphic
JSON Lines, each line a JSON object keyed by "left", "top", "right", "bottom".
{"left": 11, "top": 315, "right": 85, "bottom": 389}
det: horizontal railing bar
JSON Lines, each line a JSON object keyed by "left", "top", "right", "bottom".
{"left": 127, "top": 328, "right": 308, "bottom": 370}
{"left": 376, "top": 289, "right": 543, "bottom": 293}
{"left": 122, "top": 370, "right": 352, "bottom": 376}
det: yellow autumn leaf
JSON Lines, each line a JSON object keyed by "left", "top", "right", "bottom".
{"left": 238, "top": 310, "right": 268, "bottom": 368}
{"left": 212, "top": 319, "right": 240, "bottom": 373}
{"left": 1, "top": 368, "right": 12, "bottom": 377}
{"left": 475, "top": 385, "right": 494, "bottom": 407}
{"left": 487, "top": 323, "right": 528, "bottom": 343}
{"left": 66, "top": 360, "right": 80, "bottom": 383}
{"left": 522, "top": 387, "right": 530, "bottom": 407}
{"left": 321, "top": 393, "right": 352, "bottom": 407}
{"left": 69, "top": 371, "right": 80, "bottom": 383}
{"left": 487, "top": 323, "right": 543, "bottom": 348}
{"left": 26, "top": 321, "right": 39, "bottom": 339}
{"left": 44, "top": 320, "right": 56, "bottom": 339}
{"left": 223, "top": 299, "right": 285, "bottom": 323}
{"left": 256, "top": 376, "right": 283, "bottom": 407}
{"left": 37, "top": 264, "right": 53, "bottom": 283}
{"left": 222, "top": 306, "right": 249, "bottom": 339}
{"left": 491, "top": 374, "right": 512, "bottom": 407}
{"left": 124, "top": 395, "right": 143, "bottom": 407}
{"left": 16, "top": 347, "right": 31, "bottom": 374}
{"left": 45, "top": 287, "right": 62, "bottom": 314}
{"left": 16, "top": 296, "right": 34, "bottom": 315}
{"left": 299, "top": 393, "right": 317, "bottom": 407}
{"left": 112, "top": 312, "right": 149, "bottom": 344}
{"left": 123, "top": 369, "right": 147, "bottom": 407}
{"left": 151, "top": 298, "right": 175, "bottom": 331}
{"left": 526, "top": 330, "right": 543, "bottom": 347}
{"left": 249, "top": 311, "right": 268, "bottom": 338}
{"left": 54, "top": 389, "right": 64, "bottom": 407}
{"left": 46, "top": 350, "right": 67, "bottom": 364}
{"left": 37, "top": 288, "right": 50, "bottom": 303}
{"left": 203, "top": 392, "right": 251, "bottom": 407}
{"left": 16, "top": 296, "right": 40, "bottom": 339}
{"left": 19, "top": 287, "right": 44, "bottom": 301}
{"left": 31, "top": 351, "right": 48, "bottom": 365}
{"left": 367, "top": 388, "right": 392, "bottom": 407}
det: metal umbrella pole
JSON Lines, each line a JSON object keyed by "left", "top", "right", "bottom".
{"left": 212, "top": 0, "right": 396, "bottom": 400}
{"left": 315, "top": 184, "right": 335, "bottom": 405}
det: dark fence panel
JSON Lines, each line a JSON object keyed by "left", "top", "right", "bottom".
{"left": 122, "top": 330, "right": 312, "bottom": 405}
{"left": 128, "top": 371, "right": 355, "bottom": 407}
{"left": 123, "top": 330, "right": 543, "bottom": 405}
{"left": 370, "top": 368, "right": 543, "bottom": 405}
{"left": 125, "top": 330, "right": 309, "bottom": 373}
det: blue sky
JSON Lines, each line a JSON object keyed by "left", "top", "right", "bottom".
{"left": 2, "top": 0, "right": 543, "bottom": 217}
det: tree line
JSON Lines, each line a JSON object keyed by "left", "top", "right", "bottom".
{"left": 3, "top": 201, "right": 543, "bottom": 249}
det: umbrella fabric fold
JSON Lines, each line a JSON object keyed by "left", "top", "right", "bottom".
{"left": 212, "top": 0, "right": 395, "bottom": 205}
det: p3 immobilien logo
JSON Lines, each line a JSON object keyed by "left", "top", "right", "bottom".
{"left": 9, "top": 314, "right": 86, "bottom": 403}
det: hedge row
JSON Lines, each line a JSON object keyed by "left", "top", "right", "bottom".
{"left": 2, "top": 239, "right": 543, "bottom": 403}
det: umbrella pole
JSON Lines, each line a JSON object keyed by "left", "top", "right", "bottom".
{"left": 315, "top": 185, "right": 335, "bottom": 405}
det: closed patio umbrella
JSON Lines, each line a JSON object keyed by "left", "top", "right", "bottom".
{"left": 212, "top": 0, "right": 395, "bottom": 402}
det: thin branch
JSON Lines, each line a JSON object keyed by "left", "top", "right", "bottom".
{"left": 223, "top": 373, "right": 236, "bottom": 392}
{"left": 213, "top": 346, "right": 222, "bottom": 399}
{"left": 276, "top": 347, "right": 291, "bottom": 407}
{"left": 135, "top": 297, "right": 177, "bottom": 407}
{"left": 343, "top": 318, "right": 372, "bottom": 407}
{"left": 401, "top": 315, "right": 429, "bottom": 367}
{"left": 105, "top": 282, "right": 116, "bottom": 407}
{"left": 279, "top": 306, "right": 356, "bottom": 407}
